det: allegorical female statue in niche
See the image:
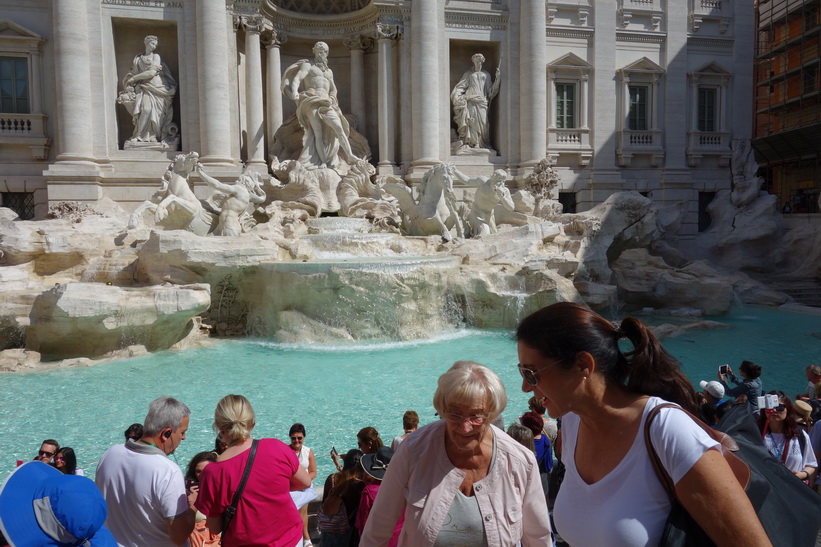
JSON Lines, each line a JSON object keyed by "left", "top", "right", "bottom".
{"left": 451, "top": 53, "right": 501, "bottom": 153}
{"left": 117, "top": 35, "right": 180, "bottom": 150}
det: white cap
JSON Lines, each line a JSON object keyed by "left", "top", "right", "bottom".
{"left": 699, "top": 380, "right": 725, "bottom": 399}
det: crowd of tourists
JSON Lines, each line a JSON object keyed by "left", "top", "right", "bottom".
{"left": 1, "top": 302, "right": 820, "bottom": 546}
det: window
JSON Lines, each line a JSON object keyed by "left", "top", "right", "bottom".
{"left": 1, "top": 192, "right": 34, "bottom": 220}
{"left": 558, "top": 191, "right": 577, "bottom": 214}
{"left": 0, "top": 57, "right": 29, "bottom": 113}
{"left": 698, "top": 87, "right": 717, "bottom": 131}
{"left": 555, "top": 83, "right": 576, "bottom": 129}
{"left": 805, "top": 5, "right": 818, "bottom": 32}
{"left": 628, "top": 85, "right": 649, "bottom": 130}
{"left": 698, "top": 192, "right": 715, "bottom": 232}
{"left": 803, "top": 66, "right": 818, "bottom": 94}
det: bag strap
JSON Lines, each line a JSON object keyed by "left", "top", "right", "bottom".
{"left": 222, "top": 439, "right": 259, "bottom": 534}
{"left": 644, "top": 403, "right": 751, "bottom": 501}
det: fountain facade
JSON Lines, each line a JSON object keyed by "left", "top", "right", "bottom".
{"left": 0, "top": 1, "right": 816, "bottom": 369}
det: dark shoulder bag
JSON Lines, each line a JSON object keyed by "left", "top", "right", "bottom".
{"left": 222, "top": 439, "right": 259, "bottom": 534}
{"left": 645, "top": 403, "right": 821, "bottom": 547}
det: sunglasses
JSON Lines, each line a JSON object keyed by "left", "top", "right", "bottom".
{"left": 774, "top": 405, "right": 786, "bottom": 412}
{"left": 290, "top": 436, "right": 304, "bottom": 441}
{"left": 38, "top": 450, "right": 55, "bottom": 457}
{"left": 518, "top": 357, "right": 574, "bottom": 386}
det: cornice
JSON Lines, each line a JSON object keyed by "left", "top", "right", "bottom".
{"left": 258, "top": 2, "right": 407, "bottom": 38}
{"left": 616, "top": 30, "right": 666, "bottom": 44}
{"left": 687, "top": 36, "right": 735, "bottom": 49}
{"left": 546, "top": 26, "right": 594, "bottom": 40}
{"left": 445, "top": 10, "right": 508, "bottom": 30}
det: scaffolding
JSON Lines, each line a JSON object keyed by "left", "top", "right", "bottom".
{"left": 753, "top": 0, "right": 821, "bottom": 213}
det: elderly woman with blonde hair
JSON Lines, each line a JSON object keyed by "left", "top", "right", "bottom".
{"left": 195, "top": 394, "right": 312, "bottom": 547}
{"left": 360, "top": 361, "right": 552, "bottom": 546}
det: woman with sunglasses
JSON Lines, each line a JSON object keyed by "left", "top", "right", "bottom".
{"left": 515, "top": 302, "right": 769, "bottom": 546}
{"left": 54, "top": 447, "right": 84, "bottom": 476}
{"left": 289, "top": 423, "right": 317, "bottom": 547}
{"left": 360, "top": 361, "right": 552, "bottom": 546}
{"left": 757, "top": 390, "right": 817, "bottom": 481}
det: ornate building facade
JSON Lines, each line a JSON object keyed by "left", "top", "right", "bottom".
{"left": 0, "top": 0, "right": 753, "bottom": 253}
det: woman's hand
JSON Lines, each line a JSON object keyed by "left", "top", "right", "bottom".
{"left": 186, "top": 484, "right": 198, "bottom": 509}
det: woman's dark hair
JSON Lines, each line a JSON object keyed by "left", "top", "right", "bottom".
{"left": 124, "top": 423, "right": 143, "bottom": 441}
{"left": 357, "top": 427, "right": 383, "bottom": 453}
{"left": 289, "top": 423, "right": 306, "bottom": 437}
{"left": 57, "top": 447, "right": 77, "bottom": 475}
{"left": 757, "top": 390, "right": 799, "bottom": 441}
{"left": 516, "top": 302, "right": 698, "bottom": 414}
{"left": 341, "top": 449, "right": 363, "bottom": 474}
{"left": 739, "top": 360, "right": 762, "bottom": 379}
{"left": 328, "top": 449, "right": 364, "bottom": 499}
{"left": 186, "top": 451, "right": 218, "bottom": 481}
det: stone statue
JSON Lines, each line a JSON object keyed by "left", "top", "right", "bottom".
{"left": 451, "top": 53, "right": 500, "bottom": 152}
{"left": 455, "top": 169, "right": 514, "bottom": 238}
{"left": 282, "top": 42, "right": 361, "bottom": 169}
{"left": 730, "top": 137, "right": 764, "bottom": 208}
{"left": 197, "top": 167, "right": 267, "bottom": 236}
{"left": 337, "top": 160, "right": 401, "bottom": 230}
{"left": 383, "top": 163, "right": 464, "bottom": 241}
{"left": 117, "top": 35, "right": 179, "bottom": 150}
{"left": 127, "top": 152, "right": 214, "bottom": 235}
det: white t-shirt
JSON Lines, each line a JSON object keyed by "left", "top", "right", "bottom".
{"left": 96, "top": 440, "right": 189, "bottom": 547}
{"left": 554, "top": 397, "right": 719, "bottom": 547}
{"left": 763, "top": 430, "right": 818, "bottom": 472}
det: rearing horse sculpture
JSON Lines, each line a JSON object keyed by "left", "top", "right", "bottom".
{"left": 464, "top": 170, "right": 514, "bottom": 238}
{"left": 383, "top": 163, "right": 464, "bottom": 241}
{"left": 127, "top": 151, "right": 215, "bottom": 235}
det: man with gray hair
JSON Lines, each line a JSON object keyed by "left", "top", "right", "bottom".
{"left": 96, "top": 396, "right": 196, "bottom": 546}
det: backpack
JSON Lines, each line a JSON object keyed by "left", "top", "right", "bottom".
{"left": 647, "top": 403, "right": 821, "bottom": 546}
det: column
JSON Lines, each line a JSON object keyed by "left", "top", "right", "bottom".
{"left": 689, "top": 75, "right": 700, "bottom": 131}
{"left": 51, "top": 0, "right": 94, "bottom": 162}
{"left": 241, "top": 16, "right": 267, "bottom": 171}
{"left": 263, "top": 29, "right": 286, "bottom": 157}
{"left": 411, "top": 0, "right": 440, "bottom": 165}
{"left": 376, "top": 23, "right": 401, "bottom": 171}
{"left": 519, "top": 0, "right": 547, "bottom": 168}
{"left": 344, "top": 34, "right": 372, "bottom": 132}
{"left": 580, "top": 74, "right": 589, "bottom": 129}
{"left": 196, "top": 1, "right": 234, "bottom": 164}
{"left": 547, "top": 69, "right": 556, "bottom": 128}
{"left": 28, "top": 43, "right": 42, "bottom": 114}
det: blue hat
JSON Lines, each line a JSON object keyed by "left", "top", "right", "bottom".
{"left": 0, "top": 461, "right": 115, "bottom": 546}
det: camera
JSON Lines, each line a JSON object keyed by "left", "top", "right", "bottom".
{"left": 757, "top": 394, "right": 779, "bottom": 410}
{"left": 719, "top": 364, "right": 730, "bottom": 375}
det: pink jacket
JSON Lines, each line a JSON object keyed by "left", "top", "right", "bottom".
{"left": 360, "top": 421, "right": 552, "bottom": 546}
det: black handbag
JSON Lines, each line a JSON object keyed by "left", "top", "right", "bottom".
{"left": 222, "top": 439, "right": 259, "bottom": 534}
{"left": 645, "top": 403, "right": 821, "bottom": 547}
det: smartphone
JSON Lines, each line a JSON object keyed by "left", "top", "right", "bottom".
{"left": 185, "top": 478, "right": 199, "bottom": 490}
{"left": 331, "top": 445, "right": 339, "bottom": 457}
{"left": 719, "top": 364, "right": 730, "bottom": 374}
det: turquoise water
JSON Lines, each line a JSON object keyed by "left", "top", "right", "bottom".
{"left": 2, "top": 305, "right": 820, "bottom": 483}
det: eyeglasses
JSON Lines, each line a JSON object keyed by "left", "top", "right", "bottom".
{"left": 441, "top": 412, "right": 489, "bottom": 426}
{"left": 290, "top": 436, "right": 304, "bottom": 441}
{"left": 518, "top": 357, "right": 574, "bottom": 386}
{"left": 38, "top": 450, "right": 55, "bottom": 458}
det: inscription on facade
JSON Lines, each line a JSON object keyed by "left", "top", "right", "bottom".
{"left": 101, "top": 1, "right": 184, "bottom": 7}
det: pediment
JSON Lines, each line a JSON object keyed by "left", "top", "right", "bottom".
{"left": 0, "top": 19, "right": 43, "bottom": 41}
{"left": 618, "top": 56, "right": 664, "bottom": 75}
{"left": 548, "top": 52, "right": 593, "bottom": 70}
{"left": 692, "top": 61, "right": 730, "bottom": 76}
